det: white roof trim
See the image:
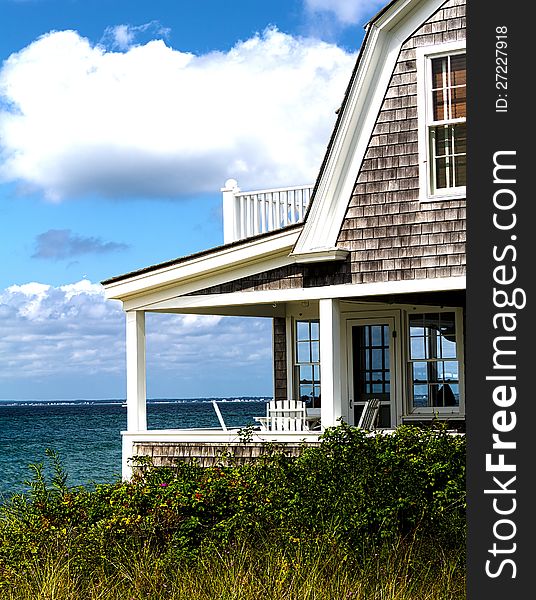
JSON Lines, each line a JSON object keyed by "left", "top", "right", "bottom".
{"left": 292, "top": 0, "right": 447, "bottom": 258}
{"left": 136, "top": 275, "right": 466, "bottom": 312}
{"left": 104, "top": 227, "right": 301, "bottom": 302}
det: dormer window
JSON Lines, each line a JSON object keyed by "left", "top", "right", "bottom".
{"left": 417, "top": 42, "right": 466, "bottom": 201}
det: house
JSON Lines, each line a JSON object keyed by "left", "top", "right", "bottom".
{"left": 102, "top": 0, "right": 466, "bottom": 479}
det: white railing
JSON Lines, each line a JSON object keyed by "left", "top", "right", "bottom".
{"left": 222, "top": 179, "right": 313, "bottom": 244}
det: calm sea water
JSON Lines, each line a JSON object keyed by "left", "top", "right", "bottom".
{"left": 0, "top": 398, "right": 265, "bottom": 499}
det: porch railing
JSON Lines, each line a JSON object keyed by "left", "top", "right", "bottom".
{"left": 222, "top": 179, "right": 313, "bottom": 244}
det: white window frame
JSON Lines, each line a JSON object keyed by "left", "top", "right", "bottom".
{"left": 405, "top": 307, "right": 465, "bottom": 418}
{"left": 417, "top": 41, "right": 466, "bottom": 202}
{"left": 293, "top": 318, "right": 321, "bottom": 409}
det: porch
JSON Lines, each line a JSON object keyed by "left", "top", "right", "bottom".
{"left": 121, "top": 292, "right": 465, "bottom": 479}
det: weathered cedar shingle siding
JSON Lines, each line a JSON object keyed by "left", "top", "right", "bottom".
{"left": 189, "top": 0, "right": 465, "bottom": 297}
{"left": 132, "top": 442, "right": 320, "bottom": 468}
{"left": 337, "top": 0, "right": 466, "bottom": 284}
{"left": 273, "top": 317, "right": 288, "bottom": 402}
{"left": 187, "top": 264, "right": 304, "bottom": 295}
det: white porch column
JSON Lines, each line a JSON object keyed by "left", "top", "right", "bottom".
{"left": 319, "top": 298, "right": 342, "bottom": 428}
{"left": 126, "top": 310, "right": 147, "bottom": 432}
{"left": 221, "top": 178, "right": 240, "bottom": 244}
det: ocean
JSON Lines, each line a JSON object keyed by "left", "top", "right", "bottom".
{"left": 0, "top": 398, "right": 265, "bottom": 500}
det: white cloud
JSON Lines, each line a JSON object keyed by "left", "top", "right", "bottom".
{"left": 304, "top": 0, "right": 385, "bottom": 25}
{"left": 0, "top": 280, "right": 273, "bottom": 398}
{"left": 0, "top": 27, "right": 355, "bottom": 201}
{"left": 101, "top": 21, "right": 171, "bottom": 51}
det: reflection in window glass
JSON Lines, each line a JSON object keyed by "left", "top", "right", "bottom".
{"left": 297, "top": 341, "right": 310, "bottom": 363}
{"left": 297, "top": 321, "right": 310, "bottom": 342}
{"left": 428, "top": 53, "right": 466, "bottom": 194}
{"left": 409, "top": 312, "right": 460, "bottom": 409}
{"left": 295, "top": 320, "right": 321, "bottom": 408}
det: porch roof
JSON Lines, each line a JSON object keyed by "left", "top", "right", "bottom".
{"left": 101, "top": 224, "right": 302, "bottom": 303}
{"left": 101, "top": 222, "right": 303, "bottom": 287}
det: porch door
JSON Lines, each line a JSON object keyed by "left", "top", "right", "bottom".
{"left": 348, "top": 318, "right": 395, "bottom": 428}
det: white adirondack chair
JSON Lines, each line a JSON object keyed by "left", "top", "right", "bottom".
{"left": 357, "top": 398, "right": 380, "bottom": 430}
{"left": 254, "top": 399, "right": 308, "bottom": 432}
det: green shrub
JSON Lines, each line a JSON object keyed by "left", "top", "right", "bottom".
{"left": 0, "top": 423, "right": 465, "bottom": 593}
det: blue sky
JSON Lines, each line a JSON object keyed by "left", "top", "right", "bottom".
{"left": 0, "top": 0, "right": 381, "bottom": 400}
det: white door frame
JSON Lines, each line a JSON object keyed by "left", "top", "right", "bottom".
{"left": 343, "top": 311, "right": 404, "bottom": 428}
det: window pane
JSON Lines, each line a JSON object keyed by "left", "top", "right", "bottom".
{"left": 311, "top": 341, "right": 320, "bottom": 362}
{"left": 443, "top": 361, "right": 459, "bottom": 381}
{"left": 371, "top": 326, "right": 383, "bottom": 347}
{"left": 371, "top": 371, "right": 384, "bottom": 383}
{"left": 372, "top": 349, "right": 383, "bottom": 369}
{"left": 430, "top": 384, "right": 442, "bottom": 406}
{"left": 441, "top": 337, "right": 457, "bottom": 358}
{"left": 299, "top": 365, "right": 313, "bottom": 383}
{"left": 299, "top": 385, "right": 313, "bottom": 403}
{"left": 453, "top": 124, "right": 466, "bottom": 154}
{"left": 434, "top": 126, "right": 449, "bottom": 156}
{"left": 452, "top": 85, "right": 466, "bottom": 118}
{"left": 434, "top": 157, "right": 448, "bottom": 189}
{"left": 431, "top": 57, "right": 446, "bottom": 89}
{"left": 313, "top": 364, "right": 321, "bottom": 382}
{"left": 432, "top": 90, "right": 446, "bottom": 121}
{"left": 412, "top": 362, "right": 427, "bottom": 382}
{"left": 311, "top": 387, "right": 321, "bottom": 408}
{"left": 297, "top": 341, "right": 310, "bottom": 363}
{"left": 413, "top": 384, "right": 428, "bottom": 407}
{"left": 450, "top": 54, "right": 466, "bottom": 86}
{"left": 411, "top": 337, "right": 426, "bottom": 360}
{"left": 454, "top": 155, "right": 466, "bottom": 186}
{"left": 297, "top": 321, "right": 309, "bottom": 342}
{"left": 310, "top": 321, "right": 320, "bottom": 341}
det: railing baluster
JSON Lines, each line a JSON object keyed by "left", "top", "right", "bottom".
{"left": 259, "top": 193, "right": 265, "bottom": 234}
{"left": 253, "top": 193, "right": 260, "bottom": 236}
{"left": 245, "top": 195, "right": 250, "bottom": 238}
{"left": 267, "top": 192, "right": 274, "bottom": 232}
{"left": 224, "top": 182, "right": 313, "bottom": 243}
{"left": 239, "top": 195, "right": 245, "bottom": 240}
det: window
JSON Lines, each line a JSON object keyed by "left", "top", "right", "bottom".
{"left": 295, "top": 320, "right": 321, "bottom": 408}
{"left": 418, "top": 43, "right": 466, "bottom": 200}
{"left": 408, "top": 311, "right": 461, "bottom": 412}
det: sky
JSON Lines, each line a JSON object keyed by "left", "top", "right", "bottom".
{"left": 0, "top": 0, "right": 384, "bottom": 400}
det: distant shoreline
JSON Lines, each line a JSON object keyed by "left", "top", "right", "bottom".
{"left": 0, "top": 397, "right": 269, "bottom": 408}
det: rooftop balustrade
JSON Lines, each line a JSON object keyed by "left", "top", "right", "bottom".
{"left": 222, "top": 179, "right": 313, "bottom": 244}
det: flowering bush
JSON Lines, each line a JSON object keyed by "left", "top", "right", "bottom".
{"left": 0, "top": 424, "right": 465, "bottom": 589}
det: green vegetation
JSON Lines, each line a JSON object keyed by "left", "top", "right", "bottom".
{"left": 0, "top": 423, "right": 466, "bottom": 599}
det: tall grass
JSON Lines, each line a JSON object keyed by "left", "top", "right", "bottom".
{"left": 1, "top": 534, "right": 464, "bottom": 600}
